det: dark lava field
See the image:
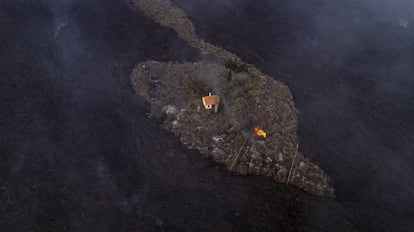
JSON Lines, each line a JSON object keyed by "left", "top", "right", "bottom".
{"left": 1, "top": 0, "right": 413, "bottom": 231}
{"left": 172, "top": 0, "right": 414, "bottom": 231}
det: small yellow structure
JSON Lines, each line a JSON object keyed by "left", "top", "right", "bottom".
{"left": 202, "top": 92, "right": 220, "bottom": 113}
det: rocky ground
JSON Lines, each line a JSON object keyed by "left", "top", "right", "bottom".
{"left": 132, "top": 0, "right": 333, "bottom": 197}
{"left": 131, "top": 60, "right": 333, "bottom": 196}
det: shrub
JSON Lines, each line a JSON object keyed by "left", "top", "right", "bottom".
{"left": 188, "top": 98, "right": 201, "bottom": 112}
{"left": 225, "top": 60, "right": 248, "bottom": 73}
{"left": 247, "top": 85, "right": 258, "bottom": 97}
{"left": 227, "top": 70, "right": 232, "bottom": 82}
{"left": 218, "top": 99, "right": 226, "bottom": 113}
{"left": 183, "top": 77, "right": 196, "bottom": 98}
{"left": 235, "top": 97, "right": 247, "bottom": 107}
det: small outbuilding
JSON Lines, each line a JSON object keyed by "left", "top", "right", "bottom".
{"left": 202, "top": 92, "right": 220, "bottom": 113}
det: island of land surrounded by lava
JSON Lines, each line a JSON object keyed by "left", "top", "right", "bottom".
{"left": 131, "top": 0, "right": 334, "bottom": 197}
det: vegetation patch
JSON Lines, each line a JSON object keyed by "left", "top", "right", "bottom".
{"left": 235, "top": 97, "right": 247, "bottom": 107}
{"left": 225, "top": 59, "right": 249, "bottom": 73}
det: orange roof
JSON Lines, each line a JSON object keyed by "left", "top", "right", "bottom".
{"left": 202, "top": 95, "right": 220, "bottom": 105}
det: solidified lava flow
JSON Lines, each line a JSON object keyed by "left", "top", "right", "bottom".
{"left": 0, "top": 0, "right": 305, "bottom": 231}
{"left": 2, "top": 0, "right": 414, "bottom": 231}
